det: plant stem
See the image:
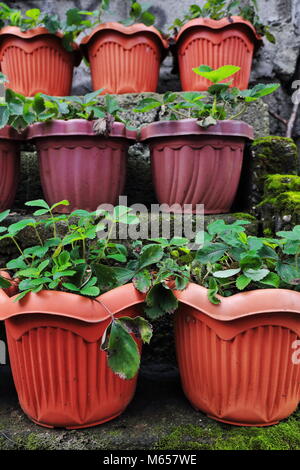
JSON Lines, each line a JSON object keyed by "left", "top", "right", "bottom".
{"left": 11, "top": 237, "right": 25, "bottom": 257}
{"left": 229, "top": 104, "right": 247, "bottom": 120}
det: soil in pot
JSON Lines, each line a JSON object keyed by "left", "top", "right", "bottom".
{"left": 174, "top": 283, "right": 300, "bottom": 426}
{"left": 175, "top": 17, "right": 262, "bottom": 91}
{"left": 0, "top": 27, "right": 81, "bottom": 96}
{"left": 80, "top": 23, "right": 168, "bottom": 94}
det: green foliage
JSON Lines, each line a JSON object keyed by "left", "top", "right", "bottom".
{"left": 0, "top": 86, "right": 125, "bottom": 131}
{"left": 169, "top": 0, "right": 275, "bottom": 42}
{"left": 0, "top": 199, "right": 152, "bottom": 380}
{"left": 120, "top": 1, "right": 155, "bottom": 27}
{"left": 134, "top": 66, "right": 280, "bottom": 128}
{"left": 0, "top": 1, "right": 111, "bottom": 50}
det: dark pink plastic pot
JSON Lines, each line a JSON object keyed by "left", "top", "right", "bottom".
{"left": 140, "top": 119, "right": 253, "bottom": 214}
{"left": 26, "top": 120, "right": 136, "bottom": 213}
{"left": 0, "top": 126, "right": 21, "bottom": 210}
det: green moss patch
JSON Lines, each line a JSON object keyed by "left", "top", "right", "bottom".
{"left": 154, "top": 410, "right": 300, "bottom": 450}
{"left": 251, "top": 137, "right": 298, "bottom": 187}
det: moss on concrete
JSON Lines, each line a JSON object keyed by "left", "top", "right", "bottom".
{"left": 274, "top": 191, "right": 300, "bottom": 212}
{"left": 154, "top": 410, "right": 300, "bottom": 450}
{"left": 262, "top": 174, "right": 300, "bottom": 201}
{"left": 232, "top": 212, "right": 257, "bottom": 221}
{"left": 250, "top": 136, "right": 299, "bottom": 209}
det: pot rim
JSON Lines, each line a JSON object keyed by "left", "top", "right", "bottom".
{"left": 174, "top": 282, "right": 300, "bottom": 321}
{"left": 0, "top": 125, "right": 23, "bottom": 140}
{"left": 0, "top": 282, "right": 145, "bottom": 322}
{"left": 139, "top": 118, "right": 254, "bottom": 141}
{"left": 175, "top": 16, "right": 262, "bottom": 49}
{"left": 25, "top": 119, "right": 137, "bottom": 140}
{"left": 80, "top": 21, "right": 169, "bottom": 60}
{"left": 0, "top": 26, "right": 82, "bottom": 65}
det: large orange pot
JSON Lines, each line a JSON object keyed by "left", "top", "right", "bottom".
{"left": 0, "top": 126, "right": 21, "bottom": 210}
{"left": 80, "top": 22, "right": 169, "bottom": 94}
{"left": 0, "top": 26, "right": 81, "bottom": 96}
{"left": 175, "top": 17, "right": 262, "bottom": 91}
{"left": 0, "top": 284, "right": 145, "bottom": 429}
{"left": 174, "top": 283, "right": 300, "bottom": 426}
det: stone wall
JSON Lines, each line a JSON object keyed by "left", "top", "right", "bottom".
{"left": 5, "top": 0, "right": 300, "bottom": 152}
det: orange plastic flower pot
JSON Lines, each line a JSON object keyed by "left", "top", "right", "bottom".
{"left": 174, "top": 283, "right": 300, "bottom": 427}
{"left": 0, "top": 126, "right": 21, "bottom": 210}
{"left": 80, "top": 22, "right": 169, "bottom": 94}
{"left": 140, "top": 119, "right": 253, "bottom": 214}
{"left": 0, "top": 284, "right": 145, "bottom": 429}
{"left": 26, "top": 119, "right": 137, "bottom": 213}
{"left": 175, "top": 17, "right": 262, "bottom": 91}
{"left": 0, "top": 27, "right": 81, "bottom": 96}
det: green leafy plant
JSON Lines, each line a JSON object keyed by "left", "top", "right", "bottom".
{"left": 0, "top": 1, "right": 111, "bottom": 50}
{"left": 120, "top": 1, "right": 155, "bottom": 27}
{"left": 130, "top": 221, "right": 300, "bottom": 311}
{"left": 0, "top": 84, "right": 125, "bottom": 132}
{"left": 134, "top": 65, "right": 280, "bottom": 127}
{"left": 170, "top": 0, "right": 275, "bottom": 43}
{"left": 0, "top": 199, "right": 154, "bottom": 380}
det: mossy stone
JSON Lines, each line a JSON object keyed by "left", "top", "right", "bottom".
{"left": 250, "top": 137, "right": 299, "bottom": 209}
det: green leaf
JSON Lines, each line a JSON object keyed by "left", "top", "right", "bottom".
{"left": 134, "top": 98, "right": 161, "bottom": 113}
{"left": 8, "top": 218, "right": 36, "bottom": 236}
{"left": 83, "top": 88, "right": 104, "bottom": 104}
{"left": 25, "top": 8, "right": 40, "bottom": 20}
{"left": 208, "top": 277, "right": 220, "bottom": 305}
{"left": 0, "top": 209, "right": 10, "bottom": 223}
{"left": 80, "top": 285, "right": 100, "bottom": 297}
{"left": 0, "top": 104, "right": 9, "bottom": 128}
{"left": 15, "top": 290, "right": 32, "bottom": 302}
{"left": 117, "top": 316, "right": 153, "bottom": 344}
{"left": 146, "top": 283, "right": 178, "bottom": 316}
{"left": 110, "top": 267, "right": 135, "bottom": 286}
{"left": 236, "top": 274, "right": 251, "bottom": 290}
{"left": 243, "top": 268, "right": 269, "bottom": 282}
{"left": 241, "top": 83, "right": 280, "bottom": 102}
{"left": 137, "top": 244, "right": 164, "bottom": 271}
{"left": 25, "top": 199, "right": 50, "bottom": 210}
{"left": 105, "top": 95, "right": 120, "bottom": 114}
{"left": 192, "top": 65, "right": 240, "bottom": 83}
{"left": 62, "top": 282, "right": 80, "bottom": 292}
{"left": 240, "top": 254, "right": 262, "bottom": 270}
{"left": 213, "top": 268, "right": 241, "bottom": 278}
{"left": 276, "top": 262, "right": 300, "bottom": 285}
{"left": 133, "top": 269, "right": 152, "bottom": 293}
{"left": 260, "top": 272, "right": 280, "bottom": 288}
{"left": 50, "top": 200, "right": 69, "bottom": 211}
{"left": 32, "top": 94, "right": 46, "bottom": 114}
{"left": 140, "top": 10, "right": 155, "bottom": 26}
{"left": 103, "top": 320, "right": 140, "bottom": 380}
{"left": 0, "top": 276, "right": 12, "bottom": 289}
{"left": 195, "top": 243, "right": 227, "bottom": 263}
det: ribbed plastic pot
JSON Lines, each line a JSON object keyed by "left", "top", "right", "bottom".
{"left": 80, "top": 22, "right": 169, "bottom": 94}
{"left": 175, "top": 17, "right": 262, "bottom": 91}
{"left": 26, "top": 120, "right": 136, "bottom": 213}
{"left": 0, "top": 126, "right": 21, "bottom": 210}
{"left": 0, "top": 27, "right": 81, "bottom": 96}
{"left": 140, "top": 119, "right": 253, "bottom": 214}
{"left": 174, "top": 283, "right": 300, "bottom": 427}
{"left": 0, "top": 283, "right": 145, "bottom": 429}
